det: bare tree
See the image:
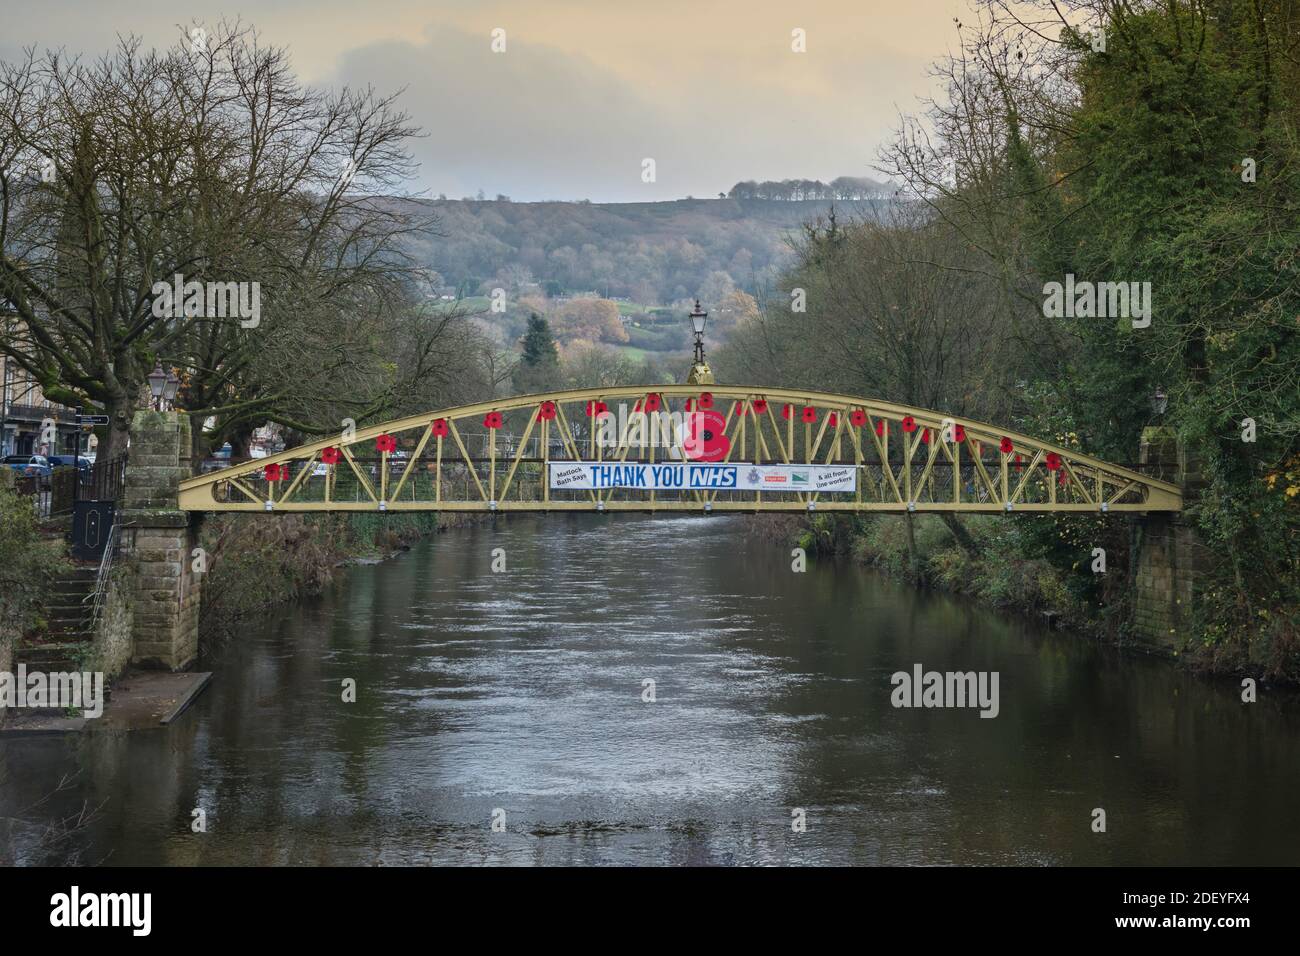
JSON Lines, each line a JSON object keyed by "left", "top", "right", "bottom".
{"left": 0, "top": 21, "right": 458, "bottom": 462}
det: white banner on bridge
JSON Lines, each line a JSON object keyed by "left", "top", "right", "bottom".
{"left": 548, "top": 462, "right": 857, "bottom": 493}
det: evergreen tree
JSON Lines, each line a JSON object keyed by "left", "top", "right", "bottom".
{"left": 513, "top": 313, "right": 561, "bottom": 394}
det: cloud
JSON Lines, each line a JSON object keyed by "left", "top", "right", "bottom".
{"left": 333, "top": 26, "right": 687, "bottom": 201}
{"left": 329, "top": 19, "right": 924, "bottom": 202}
{"left": 2, "top": 0, "right": 953, "bottom": 201}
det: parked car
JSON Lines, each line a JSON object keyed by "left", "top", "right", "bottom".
{"left": 3, "top": 454, "right": 53, "bottom": 485}
{"left": 48, "top": 454, "right": 93, "bottom": 473}
{"left": 368, "top": 451, "right": 409, "bottom": 477}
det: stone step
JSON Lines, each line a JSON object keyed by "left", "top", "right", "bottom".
{"left": 46, "top": 589, "right": 95, "bottom": 604}
{"left": 46, "top": 622, "right": 92, "bottom": 638}
{"left": 48, "top": 577, "right": 95, "bottom": 591}
{"left": 45, "top": 613, "right": 91, "bottom": 629}
{"left": 53, "top": 568, "right": 99, "bottom": 583}
{"left": 46, "top": 606, "right": 92, "bottom": 621}
{"left": 38, "top": 630, "right": 93, "bottom": 643}
{"left": 15, "top": 642, "right": 88, "bottom": 672}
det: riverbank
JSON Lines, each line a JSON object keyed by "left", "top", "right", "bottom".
{"left": 197, "top": 511, "right": 482, "bottom": 649}
{"left": 745, "top": 512, "right": 1298, "bottom": 684}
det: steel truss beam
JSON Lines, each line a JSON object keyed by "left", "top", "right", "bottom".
{"left": 177, "top": 386, "right": 1183, "bottom": 514}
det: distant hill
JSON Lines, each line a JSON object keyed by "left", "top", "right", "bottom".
{"left": 398, "top": 196, "right": 884, "bottom": 305}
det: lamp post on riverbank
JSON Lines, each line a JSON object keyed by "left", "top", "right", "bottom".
{"left": 686, "top": 298, "right": 715, "bottom": 385}
{"left": 147, "top": 363, "right": 180, "bottom": 411}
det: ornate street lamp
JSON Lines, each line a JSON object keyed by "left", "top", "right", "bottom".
{"left": 146, "top": 364, "right": 181, "bottom": 410}
{"left": 147, "top": 363, "right": 167, "bottom": 409}
{"left": 686, "top": 298, "right": 714, "bottom": 385}
{"left": 163, "top": 369, "right": 181, "bottom": 407}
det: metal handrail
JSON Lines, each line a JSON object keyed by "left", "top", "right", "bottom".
{"left": 83, "top": 521, "right": 121, "bottom": 633}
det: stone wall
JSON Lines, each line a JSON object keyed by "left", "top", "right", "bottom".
{"left": 1133, "top": 515, "right": 1200, "bottom": 650}
{"left": 1131, "top": 426, "right": 1207, "bottom": 651}
{"left": 119, "top": 411, "right": 200, "bottom": 671}
{"left": 88, "top": 564, "right": 135, "bottom": 678}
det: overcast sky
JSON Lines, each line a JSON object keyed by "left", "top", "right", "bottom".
{"left": 3, "top": 0, "right": 968, "bottom": 202}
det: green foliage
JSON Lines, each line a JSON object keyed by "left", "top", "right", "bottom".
{"left": 520, "top": 313, "right": 559, "bottom": 367}
{"left": 1037, "top": 2, "right": 1300, "bottom": 659}
{"left": 750, "top": 0, "right": 1300, "bottom": 675}
{"left": 513, "top": 313, "right": 562, "bottom": 393}
{"left": 0, "top": 483, "right": 69, "bottom": 635}
{"left": 797, "top": 514, "right": 843, "bottom": 555}
{"left": 849, "top": 514, "right": 1089, "bottom": 623}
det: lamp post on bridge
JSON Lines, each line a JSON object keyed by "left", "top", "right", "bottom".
{"left": 686, "top": 298, "right": 715, "bottom": 386}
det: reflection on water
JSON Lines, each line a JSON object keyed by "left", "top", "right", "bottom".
{"left": 3, "top": 514, "right": 1298, "bottom": 865}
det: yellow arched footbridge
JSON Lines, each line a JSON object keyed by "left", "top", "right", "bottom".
{"left": 177, "top": 386, "right": 1182, "bottom": 514}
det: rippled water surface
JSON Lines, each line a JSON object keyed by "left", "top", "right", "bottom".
{"left": 3, "top": 514, "right": 1298, "bottom": 865}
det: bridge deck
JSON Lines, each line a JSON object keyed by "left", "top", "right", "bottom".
{"left": 178, "top": 386, "right": 1182, "bottom": 514}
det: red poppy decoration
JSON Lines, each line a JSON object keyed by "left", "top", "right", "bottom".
{"left": 643, "top": 393, "right": 662, "bottom": 413}
{"left": 827, "top": 412, "right": 838, "bottom": 427}
{"left": 320, "top": 447, "right": 341, "bottom": 465}
{"left": 430, "top": 419, "right": 449, "bottom": 438}
{"left": 1045, "top": 452, "right": 1063, "bottom": 471}
{"left": 537, "top": 401, "right": 557, "bottom": 422}
{"left": 1058, "top": 469, "right": 1069, "bottom": 486}
{"left": 1014, "top": 453, "right": 1024, "bottom": 471}
{"left": 752, "top": 398, "right": 768, "bottom": 414}
{"left": 953, "top": 424, "right": 967, "bottom": 444}
{"left": 683, "top": 409, "right": 731, "bottom": 462}
{"left": 483, "top": 411, "right": 503, "bottom": 429}
{"left": 850, "top": 409, "right": 868, "bottom": 428}
{"left": 801, "top": 406, "right": 817, "bottom": 424}
{"left": 921, "top": 428, "right": 931, "bottom": 445}
{"left": 263, "top": 463, "right": 284, "bottom": 482}
{"left": 781, "top": 403, "right": 794, "bottom": 420}
{"left": 902, "top": 415, "right": 917, "bottom": 433}
{"left": 875, "top": 419, "right": 887, "bottom": 437}
{"left": 698, "top": 392, "right": 714, "bottom": 410}
{"left": 375, "top": 434, "right": 397, "bottom": 454}
{"left": 999, "top": 436, "right": 1014, "bottom": 455}
{"left": 735, "top": 401, "right": 749, "bottom": 416}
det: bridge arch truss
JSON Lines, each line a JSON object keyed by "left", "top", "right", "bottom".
{"left": 177, "top": 386, "right": 1182, "bottom": 514}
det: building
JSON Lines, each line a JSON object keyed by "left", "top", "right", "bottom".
{"left": 0, "top": 353, "right": 84, "bottom": 457}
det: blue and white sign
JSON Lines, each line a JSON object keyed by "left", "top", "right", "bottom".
{"left": 548, "top": 462, "right": 857, "bottom": 493}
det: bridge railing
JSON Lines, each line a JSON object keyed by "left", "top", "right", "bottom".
{"left": 178, "top": 386, "right": 1182, "bottom": 514}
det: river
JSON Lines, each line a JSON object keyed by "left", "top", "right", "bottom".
{"left": 3, "top": 514, "right": 1298, "bottom": 865}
